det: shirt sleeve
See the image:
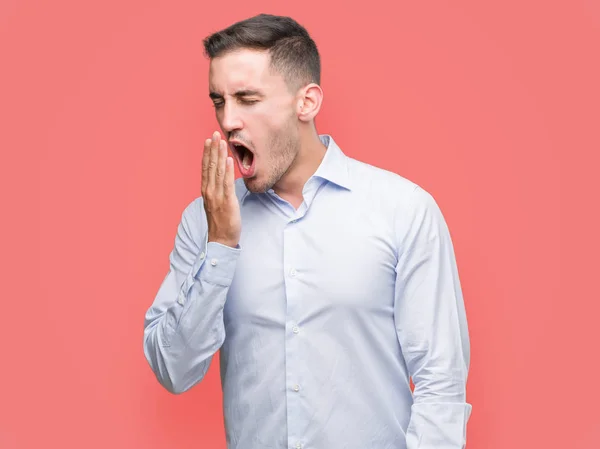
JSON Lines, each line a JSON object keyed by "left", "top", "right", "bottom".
{"left": 393, "top": 186, "right": 472, "bottom": 449}
{"left": 142, "top": 197, "right": 241, "bottom": 394}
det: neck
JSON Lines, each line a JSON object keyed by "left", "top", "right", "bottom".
{"left": 273, "top": 130, "right": 326, "bottom": 208}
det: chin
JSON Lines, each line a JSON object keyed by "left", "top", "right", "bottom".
{"left": 242, "top": 177, "right": 269, "bottom": 194}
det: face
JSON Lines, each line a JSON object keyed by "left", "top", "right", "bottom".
{"left": 208, "top": 49, "right": 301, "bottom": 193}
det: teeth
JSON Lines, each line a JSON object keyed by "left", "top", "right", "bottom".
{"left": 242, "top": 151, "right": 251, "bottom": 169}
{"left": 232, "top": 143, "right": 252, "bottom": 171}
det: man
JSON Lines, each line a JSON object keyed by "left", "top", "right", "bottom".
{"left": 143, "top": 13, "right": 472, "bottom": 449}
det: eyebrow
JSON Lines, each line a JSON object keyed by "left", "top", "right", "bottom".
{"left": 209, "top": 89, "right": 263, "bottom": 100}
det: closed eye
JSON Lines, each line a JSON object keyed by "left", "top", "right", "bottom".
{"left": 212, "top": 99, "right": 258, "bottom": 109}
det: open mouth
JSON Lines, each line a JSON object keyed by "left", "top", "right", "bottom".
{"left": 229, "top": 141, "right": 256, "bottom": 177}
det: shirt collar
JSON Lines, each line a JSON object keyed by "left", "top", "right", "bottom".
{"left": 312, "top": 134, "right": 352, "bottom": 191}
{"left": 239, "top": 133, "right": 352, "bottom": 203}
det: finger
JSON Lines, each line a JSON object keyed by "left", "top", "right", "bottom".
{"left": 201, "top": 138, "right": 212, "bottom": 194}
{"left": 224, "top": 156, "right": 235, "bottom": 199}
{"left": 207, "top": 131, "right": 220, "bottom": 194}
{"left": 214, "top": 139, "right": 227, "bottom": 197}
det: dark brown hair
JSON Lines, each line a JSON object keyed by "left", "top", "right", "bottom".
{"left": 203, "top": 14, "right": 321, "bottom": 91}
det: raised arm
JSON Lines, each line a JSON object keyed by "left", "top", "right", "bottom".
{"left": 143, "top": 132, "right": 241, "bottom": 394}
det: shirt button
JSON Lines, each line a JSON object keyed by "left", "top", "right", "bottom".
{"left": 295, "top": 443, "right": 302, "bottom": 449}
{"left": 200, "top": 252, "right": 205, "bottom": 259}
{"left": 290, "top": 268, "right": 297, "bottom": 277}
{"left": 177, "top": 295, "right": 185, "bottom": 305}
{"left": 210, "top": 259, "right": 218, "bottom": 266}
{"left": 293, "top": 384, "right": 300, "bottom": 392}
{"left": 292, "top": 326, "right": 299, "bottom": 334}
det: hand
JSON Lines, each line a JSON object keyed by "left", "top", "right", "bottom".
{"left": 202, "top": 131, "right": 241, "bottom": 248}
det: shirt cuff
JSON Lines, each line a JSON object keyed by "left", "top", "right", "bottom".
{"left": 195, "top": 241, "right": 241, "bottom": 287}
{"left": 406, "top": 401, "right": 472, "bottom": 449}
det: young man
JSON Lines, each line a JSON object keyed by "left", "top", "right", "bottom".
{"left": 143, "top": 13, "right": 472, "bottom": 449}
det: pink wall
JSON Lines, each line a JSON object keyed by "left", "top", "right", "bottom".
{"left": 1, "top": 1, "right": 599, "bottom": 448}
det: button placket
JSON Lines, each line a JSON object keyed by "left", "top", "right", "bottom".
{"left": 283, "top": 219, "right": 305, "bottom": 449}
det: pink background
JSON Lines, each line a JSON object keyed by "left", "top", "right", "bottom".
{"left": 1, "top": 1, "right": 599, "bottom": 448}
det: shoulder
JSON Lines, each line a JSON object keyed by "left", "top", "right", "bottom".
{"left": 345, "top": 156, "right": 446, "bottom": 235}
{"left": 345, "top": 156, "right": 434, "bottom": 208}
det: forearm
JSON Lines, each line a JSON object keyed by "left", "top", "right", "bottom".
{"left": 404, "top": 358, "right": 472, "bottom": 449}
{"left": 398, "top": 245, "right": 472, "bottom": 449}
{"left": 143, "top": 241, "right": 240, "bottom": 394}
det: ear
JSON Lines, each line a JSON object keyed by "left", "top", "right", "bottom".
{"left": 296, "top": 83, "right": 323, "bottom": 122}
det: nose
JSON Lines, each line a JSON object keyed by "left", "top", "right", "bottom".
{"left": 219, "top": 101, "right": 243, "bottom": 134}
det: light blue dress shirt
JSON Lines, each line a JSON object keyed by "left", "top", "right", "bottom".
{"left": 143, "top": 134, "right": 472, "bottom": 449}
